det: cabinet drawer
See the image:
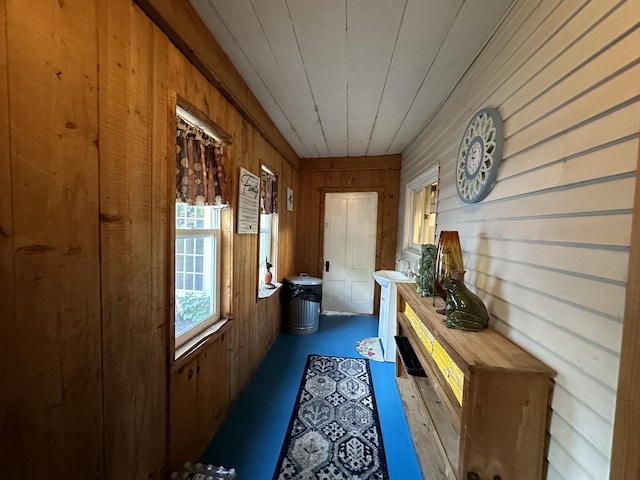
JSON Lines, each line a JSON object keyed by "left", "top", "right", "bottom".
{"left": 405, "top": 303, "right": 464, "bottom": 406}
{"left": 404, "top": 303, "right": 434, "bottom": 353}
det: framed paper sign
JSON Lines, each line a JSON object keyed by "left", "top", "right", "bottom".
{"left": 287, "top": 187, "right": 294, "bottom": 211}
{"left": 237, "top": 167, "right": 260, "bottom": 234}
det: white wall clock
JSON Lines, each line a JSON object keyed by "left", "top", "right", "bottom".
{"left": 455, "top": 107, "right": 504, "bottom": 203}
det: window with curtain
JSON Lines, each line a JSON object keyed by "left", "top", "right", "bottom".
{"left": 176, "top": 117, "right": 229, "bottom": 207}
{"left": 259, "top": 166, "right": 278, "bottom": 288}
{"left": 174, "top": 113, "right": 229, "bottom": 349}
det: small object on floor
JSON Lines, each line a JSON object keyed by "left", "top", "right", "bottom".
{"left": 171, "top": 461, "right": 237, "bottom": 479}
{"left": 355, "top": 336, "right": 384, "bottom": 361}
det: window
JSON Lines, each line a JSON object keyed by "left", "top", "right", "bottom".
{"left": 404, "top": 167, "right": 438, "bottom": 251}
{"left": 259, "top": 213, "right": 278, "bottom": 284}
{"left": 259, "top": 166, "right": 278, "bottom": 289}
{"left": 174, "top": 101, "right": 231, "bottom": 351}
{"left": 175, "top": 204, "right": 221, "bottom": 347}
{"left": 411, "top": 183, "right": 437, "bottom": 245}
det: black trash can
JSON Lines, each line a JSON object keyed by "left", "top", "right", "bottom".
{"left": 283, "top": 274, "right": 323, "bottom": 335}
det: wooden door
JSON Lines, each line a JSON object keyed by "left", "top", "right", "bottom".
{"left": 322, "top": 192, "right": 378, "bottom": 313}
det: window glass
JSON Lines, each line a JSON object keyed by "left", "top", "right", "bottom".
{"left": 259, "top": 166, "right": 278, "bottom": 290}
{"left": 175, "top": 203, "right": 221, "bottom": 346}
{"left": 259, "top": 213, "right": 277, "bottom": 285}
{"left": 404, "top": 166, "right": 439, "bottom": 252}
{"left": 411, "top": 183, "right": 437, "bottom": 246}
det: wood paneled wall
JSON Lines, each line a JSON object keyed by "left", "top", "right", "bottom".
{"left": 169, "top": 329, "right": 230, "bottom": 472}
{"left": 0, "top": 2, "right": 15, "bottom": 475}
{"left": 99, "top": 4, "right": 167, "bottom": 477}
{"left": 400, "top": 1, "right": 640, "bottom": 478}
{"left": 1, "top": 1, "right": 104, "bottom": 479}
{"left": 227, "top": 125, "right": 296, "bottom": 399}
{"left": 296, "top": 156, "right": 401, "bottom": 312}
{"left": 0, "top": 0, "right": 297, "bottom": 478}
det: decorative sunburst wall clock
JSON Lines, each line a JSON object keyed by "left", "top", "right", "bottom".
{"left": 455, "top": 107, "right": 504, "bottom": 203}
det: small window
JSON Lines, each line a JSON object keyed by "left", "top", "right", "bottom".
{"left": 259, "top": 213, "right": 278, "bottom": 283}
{"left": 404, "top": 167, "right": 438, "bottom": 251}
{"left": 175, "top": 204, "right": 221, "bottom": 348}
{"left": 411, "top": 183, "right": 437, "bottom": 245}
{"left": 259, "top": 166, "right": 278, "bottom": 288}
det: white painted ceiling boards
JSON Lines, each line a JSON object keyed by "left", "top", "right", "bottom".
{"left": 189, "top": 0, "right": 515, "bottom": 158}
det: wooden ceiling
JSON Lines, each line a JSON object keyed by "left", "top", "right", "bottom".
{"left": 189, "top": 0, "right": 515, "bottom": 158}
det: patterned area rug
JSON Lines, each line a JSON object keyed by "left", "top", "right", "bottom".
{"left": 355, "top": 337, "right": 384, "bottom": 362}
{"left": 272, "top": 355, "right": 389, "bottom": 480}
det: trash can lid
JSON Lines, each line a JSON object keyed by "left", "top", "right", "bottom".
{"left": 284, "top": 274, "right": 322, "bottom": 285}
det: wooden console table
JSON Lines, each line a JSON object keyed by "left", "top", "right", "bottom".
{"left": 395, "top": 283, "right": 554, "bottom": 480}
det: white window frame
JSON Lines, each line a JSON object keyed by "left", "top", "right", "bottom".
{"left": 403, "top": 166, "right": 439, "bottom": 253}
{"left": 259, "top": 212, "right": 278, "bottom": 286}
{"left": 174, "top": 204, "right": 222, "bottom": 349}
{"left": 258, "top": 165, "right": 278, "bottom": 292}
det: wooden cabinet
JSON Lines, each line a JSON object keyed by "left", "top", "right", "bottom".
{"left": 395, "top": 283, "right": 554, "bottom": 480}
{"left": 169, "top": 332, "right": 228, "bottom": 472}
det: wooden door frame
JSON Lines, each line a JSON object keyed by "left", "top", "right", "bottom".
{"left": 610, "top": 141, "right": 640, "bottom": 478}
{"left": 318, "top": 187, "right": 385, "bottom": 313}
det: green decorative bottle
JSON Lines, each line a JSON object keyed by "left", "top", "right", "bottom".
{"left": 415, "top": 243, "right": 437, "bottom": 297}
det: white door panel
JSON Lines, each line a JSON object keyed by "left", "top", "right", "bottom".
{"left": 323, "top": 192, "right": 377, "bottom": 313}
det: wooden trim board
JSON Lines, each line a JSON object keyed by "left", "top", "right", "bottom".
{"left": 299, "top": 155, "right": 402, "bottom": 172}
{"left": 610, "top": 124, "right": 640, "bottom": 478}
{"left": 134, "top": 0, "right": 300, "bottom": 170}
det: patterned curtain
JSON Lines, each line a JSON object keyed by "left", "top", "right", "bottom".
{"left": 260, "top": 169, "right": 278, "bottom": 214}
{"left": 176, "top": 117, "right": 229, "bottom": 206}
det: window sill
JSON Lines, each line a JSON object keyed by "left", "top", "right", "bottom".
{"left": 172, "top": 317, "right": 233, "bottom": 372}
{"left": 258, "top": 281, "right": 282, "bottom": 299}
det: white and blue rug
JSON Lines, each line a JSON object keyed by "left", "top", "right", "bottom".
{"left": 272, "top": 354, "right": 389, "bottom": 479}
{"left": 355, "top": 337, "right": 384, "bottom": 362}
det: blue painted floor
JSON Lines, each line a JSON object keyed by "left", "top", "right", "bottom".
{"left": 200, "top": 313, "right": 422, "bottom": 479}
